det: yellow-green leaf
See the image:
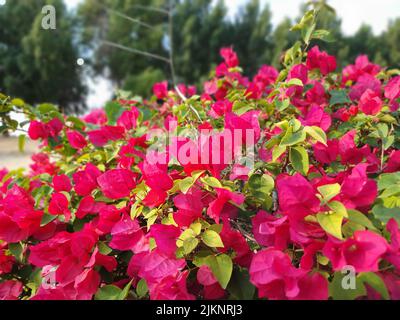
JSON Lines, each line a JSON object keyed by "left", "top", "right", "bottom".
{"left": 202, "top": 230, "right": 224, "bottom": 248}
{"left": 317, "top": 212, "right": 343, "bottom": 239}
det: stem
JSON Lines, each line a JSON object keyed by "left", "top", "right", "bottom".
{"left": 101, "top": 40, "right": 171, "bottom": 64}
{"left": 167, "top": 1, "right": 177, "bottom": 86}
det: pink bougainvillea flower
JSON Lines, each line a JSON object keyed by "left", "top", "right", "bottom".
{"left": 66, "top": 130, "right": 87, "bottom": 150}
{"left": 48, "top": 192, "right": 71, "bottom": 221}
{"left": 224, "top": 111, "right": 261, "bottom": 145}
{"left": 83, "top": 108, "right": 107, "bottom": 126}
{"left": 149, "top": 224, "right": 180, "bottom": 257}
{"left": 306, "top": 46, "right": 337, "bottom": 75}
{"left": 292, "top": 272, "right": 329, "bottom": 300}
{"left": 73, "top": 163, "right": 102, "bottom": 196}
{"left": 385, "top": 76, "right": 400, "bottom": 101}
{"left": 209, "top": 100, "right": 233, "bottom": 118}
{"left": 197, "top": 266, "right": 225, "bottom": 300}
{"left": 305, "top": 81, "right": 327, "bottom": 105}
{"left": 220, "top": 47, "right": 239, "bottom": 68}
{"left": 300, "top": 105, "right": 332, "bottom": 131}
{"left": 130, "top": 249, "right": 186, "bottom": 285}
{"left": 52, "top": 174, "right": 72, "bottom": 193}
{"left": 76, "top": 196, "right": 104, "bottom": 219}
{"left": 149, "top": 271, "right": 195, "bottom": 300}
{"left": 88, "top": 125, "right": 125, "bottom": 147}
{"left": 173, "top": 189, "right": 205, "bottom": 227}
{"left": 349, "top": 74, "right": 381, "bottom": 101}
{"left": 85, "top": 247, "right": 117, "bottom": 272}
{"left": 342, "top": 55, "right": 381, "bottom": 83}
{"left": 97, "top": 169, "right": 136, "bottom": 200}
{"left": 0, "top": 185, "right": 43, "bottom": 243}
{"left": 276, "top": 174, "right": 320, "bottom": 220}
{"left": 253, "top": 65, "right": 279, "bottom": 88}
{"left": 220, "top": 219, "right": 252, "bottom": 268}
{"left": 28, "top": 120, "right": 48, "bottom": 140}
{"left": 323, "top": 231, "right": 388, "bottom": 273}
{"left": 207, "top": 188, "right": 245, "bottom": 223}
{"left": 0, "top": 249, "right": 15, "bottom": 275}
{"left": 384, "top": 219, "right": 400, "bottom": 270}
{"left": 0, "top": 280, "right": 23, "bottom": 300}
{"left": 117, "top": 108, "right": 139, "bottom": 131}
{"left": 358, "top": 89, "right": 383, "bottom": 116}
{"left": 109, "top": 216, "right": 146, "bottom": 252}
{"left": 249, "top": 249, "right": 306, "bottom": 300}
{"left": 95, "top": 205, "right": 121, "bottom": 235}
{"left": 153, "top": 81, "right": 168, "bottom": 99}
{"left": 30, "top": 153, "right": 58, "bottom": 176}
{"left": 313, "top": 140, "right": 339, "bottom": 164}
{"left": 340, "top": 163, "right": 378, "bottom": 210}
{"left": 252, "top": 211, "right": 290, "bottom": 250}
{"left": 287, "top": 64, "right": 308, "bottom": 96}
{"left": 338, "top": 130, "right": 370, "bottom": 165}
{"left": 385, "top": 150, "right": 400, "bottom": 173}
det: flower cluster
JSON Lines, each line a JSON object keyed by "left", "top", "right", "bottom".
{"left": 1, "top": 22, "right": 400, "bottom": 300}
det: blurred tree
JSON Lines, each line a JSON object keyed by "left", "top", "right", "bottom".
{"left": 78, "top": 0, "right": 168, "bottom": 97}
{"left": 172, "top": 0, "right": 230, "bottom": 84}
{"left": 0, "top": 0, "right": 86, "bottom": 113}
{"left": 227, "top": 0, "right": 273, "bottom": 76}
{"left": 381, "top": 18, "right": 400, "bottom": 68}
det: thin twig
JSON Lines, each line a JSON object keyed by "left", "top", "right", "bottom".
{"left": 106, "top": 8, "right": 156, "bottom": 30}
{"left": 130, "top": 4, "right": 169, "bottom": 15}
{"left": 101, "top": 40, "right": 171, "bottom": 64}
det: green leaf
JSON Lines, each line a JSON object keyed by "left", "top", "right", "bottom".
{"left": 183, "top": 237, "right": 199, "bottom": 254}
{"left": 95, "top": 285, "right": 122, "bottom": 300}
{"left": 347, "top": 209, "right": 378, "bottom": 231}
{"left": 280, "top": 128, "right": 306, "bottom": 147}
{"left": 179, "top": 177, "right": 194, "bottom": 194}
{"left": 329, "top": 272, "right": 366, "bottom": 300}
{"left": 40, "top": 213, "right": 57, "bottom": 227}
{"left": 8, "top": 242, "right": 23, "bottom": 262}
{"left": 190, "top": 222, "right": 202, "bottom": 235}
{"left": 289, "top": 146, "right": 309, "bottom": 175}
{"left": 205, "top": 254, "right": 233, "bottom": 289}
{"left": 18, "top": 135, "right": 26, "bottom": 153}
{"left": 358, "top": 273, "right": 389, "bottom": 300}
{"left": 202, "top": 230, "right": 224, "bottom": 248}
{"left": 312, "top": 29, "right": 335, "bottom": 42}
{"left": 118, "top": 280, "right": 133, "bottom": 300}
{"left": 272, "top": 145, "right": 286, "bottom": 162}
{"left": 304, "top": 126, "right": 327, "bottom": 146}
{"left": 317, "top": 212, "right": 343, "bottom": 239}
{"left": 372, "top": 204, "right": 400, "bottom": 224}
{"left": 201, "top": 176, "right": 222, "bottom": 188}
{"left": 318, "top": 184, "right": 341, "bottom": 202}
{"left": 286, "top": 78, "right": 304, "bottom": 87}
{"left": 105, "top": 101, "right": 123, "bottom": 125}
{"left": 329, "top": 90, "right": 351, "bottom": 106}
{"left": 248, "top": 174, "right": 275, "bottom": 199}
{"left": 378, "top": 172, "right": 400, "bottom": 191}
{"left": 136, "top": 279, "right": 148, "bottom": 298}
{"left": 328, "top": 201, "right": 348, "bottom": 218}
{"left": 227, "top": 268, "right": 256, "bottom": 300}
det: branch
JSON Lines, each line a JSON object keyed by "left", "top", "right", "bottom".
{"left": 130, "top": 4, "right": 169, "bottom": 15}
{"left": 106, "top": 8, "right": 156, "bottom": 30}
{"left": 101, "top": 40, "right": 171, "bottom": 64}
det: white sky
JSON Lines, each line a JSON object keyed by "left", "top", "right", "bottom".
{"left": 65, "top": 0, "right": 400, "bottom": 35}
{"left": 62, "top": 0, "right": 400, "bottom": 109}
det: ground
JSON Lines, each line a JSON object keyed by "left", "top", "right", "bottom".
{"left": 0, "top": 137, "right": 38, "bottom": 171}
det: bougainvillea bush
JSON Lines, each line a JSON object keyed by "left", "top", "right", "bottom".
{"left": 1, "top": 9, "right": 400, "bottom": 300}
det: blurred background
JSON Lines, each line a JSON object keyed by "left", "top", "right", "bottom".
{"left": 0, "top": 0, "right": 400, "bottom": 168}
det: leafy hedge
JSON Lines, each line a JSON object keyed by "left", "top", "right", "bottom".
{"left": 1, "top": 9, "right": 400, "bottom": 300}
